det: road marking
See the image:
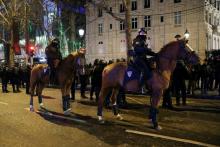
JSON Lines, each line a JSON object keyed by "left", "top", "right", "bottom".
{"left": 127, "top": 96, "right": 144, "bottom": 104}
{"left": 24, "top": 107, "right": 87, "bottom": 124}
{"left": 126, "top": 129, "right": 218, "bottom": 147}
{"left": 0, "top": 101, "right": 8, "bottom": 105}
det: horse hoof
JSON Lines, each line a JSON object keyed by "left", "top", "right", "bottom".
{"left": 63, "top": 108, "right": 72, "bottom": 116}
{"left": 30, "top": 105, "right": 34, "bottom": 112}
{"left": 98, "top": 116, "right": 105, "bottom": 124}
{"left": 99, "top": 120, "right": 105, "bottom": 124}
{"left": 153, "top": 125, "right": 162, "bottom": 130}
{"left": 116, "top": 114, "right": 123, "bottom": 120}
{"left": 39, "top": 103, "right": 45, "bottom": 110}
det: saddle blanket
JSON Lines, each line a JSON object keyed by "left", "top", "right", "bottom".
{"left": 123, "top": 66, "right": 141, "bottom": 86}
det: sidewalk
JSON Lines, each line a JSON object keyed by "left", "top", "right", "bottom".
{"left": 187, "top": 89, "right": 220, "bottom": 99}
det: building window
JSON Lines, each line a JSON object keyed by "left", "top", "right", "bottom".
{"left": 120, "top": 4, "right": 125, "bottom": 13}
{"left": 205, "top": 11, "right": 208, "bottom": 22}
{"left": 132, "top": 17, "right": 138, "bottom": 29}
{"left": 218, "top": 39, "right": 219, "bottom": 49}
{"left": 131, "top": 0, "right": 137, "bottom": 11}
{"left": 98, "top": 8, "right": 102, "bottom": 17}
{"left": 144, "top": 0, "right": 150, "bottom": 8}
{"left": 110, "top": 24, "right": 112, "bottom": 30}
{"left": 160, "top": 0, "right": 163, "bottom": 2}
{"left": 144, "top": 15, "right": 151, "bottom": 28}
{"left": 98, "top": 23, "right": 103, "bottom": 35}
{"left": 209, "top": 13, "right": 211, "bottom": 24}
{"left": 217, "top": 1, "right": 220, "bottom": 10}
{"left": 160, "top": 16, "right": 164, "bottom": 22}
{"left": 174, "top": 11, "right": 181, "bottom": 25}
{"left": 120, "top": 21, "right": 125, "bottom": 30}
{"left": 174, "top": 0, "right": 181, "bottom": 3}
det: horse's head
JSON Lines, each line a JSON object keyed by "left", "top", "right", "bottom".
{"left": 77, "top": 47, "right": 86, "bottom": 57}
{"left": 177, "top": 39, "right": 200, "bottom": 65}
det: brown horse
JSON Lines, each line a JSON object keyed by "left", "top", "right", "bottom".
{"left": 29, "top": 50, "right": 86, "bottom": 114}
{"left": 97, "top": 39, "right": 199, "bottom": 130}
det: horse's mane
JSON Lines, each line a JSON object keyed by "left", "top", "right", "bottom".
{"left": 158, "top": 40, "right": 178, "bottom": 54}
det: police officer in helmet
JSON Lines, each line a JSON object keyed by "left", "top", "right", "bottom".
{"left": 45, "top": 38, "right": 62, "bottom": 84}
{"left": 132, "top": 28, "right": 156, "bottom": 80}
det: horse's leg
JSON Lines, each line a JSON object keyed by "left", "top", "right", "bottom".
{"left": 29, "top": 79, "right": 37, "bottom": 112}
{"left": 150, "top": 89, "right": 163, "bottom": 130}
{"left": 61, "top": 80, "right": 72, "bottom": 115}
{"left": 97, "top": 87, "right": 111, "bottom": 123}
{"left": 111, "top": 88, "right": 123, "bottom": 120}
{"left": 37, "top": 82, "right": 45, "bottom": 109}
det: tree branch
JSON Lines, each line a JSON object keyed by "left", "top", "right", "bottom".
{"left": 87, "top": 0, "right": 125, "bottom": 22}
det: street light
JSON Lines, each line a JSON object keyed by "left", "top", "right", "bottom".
{"left": 78, "top": 29, "right": 85, "bottom": 37}
{"left": 78, "top": 29, "right": 85, "bottom": 48}
{"left": 184, "top": 29, "right": 190, "bottom": 39}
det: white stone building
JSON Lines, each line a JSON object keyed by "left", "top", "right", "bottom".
{"left": 85, "top": 0, "right": 220, "bottom": 63}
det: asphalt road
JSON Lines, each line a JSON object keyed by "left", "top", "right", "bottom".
{"left": 0, "top": 87, "right": 220, "bottom": 147}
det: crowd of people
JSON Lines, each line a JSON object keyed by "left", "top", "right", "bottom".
{"left": 0, "top": 64, "right": 31, "bottom": 94}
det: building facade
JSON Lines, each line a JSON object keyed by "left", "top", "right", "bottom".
{"left": 85, "top": 0, "right": 220, "bottom": 63}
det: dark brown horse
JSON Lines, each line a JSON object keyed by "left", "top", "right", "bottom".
{"left": 29, "top": 50, "right": 86, "bottom": 114}
{"left": 97, "top": 39, "right": 199, "bottom": 130}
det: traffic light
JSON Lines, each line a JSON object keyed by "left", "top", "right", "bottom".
{"left": 29, "top": 45, "right": 35, "bottom": 56}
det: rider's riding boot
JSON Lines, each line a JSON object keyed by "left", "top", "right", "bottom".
{"left": 143, "top": 66, "right": 153, "bottom": 81}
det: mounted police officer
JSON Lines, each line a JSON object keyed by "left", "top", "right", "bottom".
{"left": 45, "top": 38, "right": 62, "bottom": 84}
{"left": 132, "top": 28, "right": 156, "bottom": 80}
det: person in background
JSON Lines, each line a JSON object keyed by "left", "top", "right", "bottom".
{"left": 1, "top": 66, "right": 10, "bottom": 93}
{"left": 77, "top": 48, "right": 88, "bottom": 99}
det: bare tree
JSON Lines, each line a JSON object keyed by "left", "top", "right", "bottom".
{"left": 0, "top": 0, "right": 45, "bottom": 67}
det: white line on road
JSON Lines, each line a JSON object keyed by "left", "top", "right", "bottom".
{"left": 127, "top": 96, "right": 145, "bottom": 104}
{"left": 126, "top": 129, "right": 218, "bottom": 147}
{"left": 0, "top": 101, "right": 8, "bottom": 105}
